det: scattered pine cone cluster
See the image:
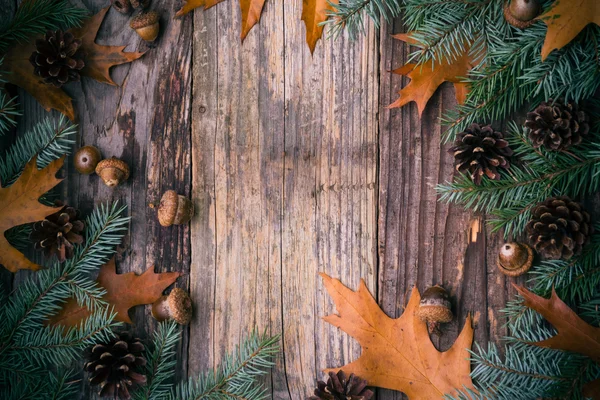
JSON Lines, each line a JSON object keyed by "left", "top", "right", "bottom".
{"left": 449, "top": 123, "right": 513, "bottom": 185}
{"left": 29, "top": 30, "right": 85, "bottom": 87}
{"left": 525, "top": 99, "right": 590, "bottom": 151}
{"left": 85, "top": 333, "right": 147, "bottom": 399}
{"left": 309, "top": 370, "right": 373, "bottom": 400}
{"left": 526, "top": 196, "right": 592, "bottom": 260}
{"left": 30, "top": 203, "right": 84, "bottom": 262}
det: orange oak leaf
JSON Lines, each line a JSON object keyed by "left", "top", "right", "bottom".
{"left": 302, "top": 0, "right": 337, "bottom": 54}
{"left": 389, "top": 33, "right": 473, "bottom": 116}
{"left": 50, "top": 258, "right": 181, "bottom": 325}
{"left": 321, "top": 273, "right": 475, "bottom": 399}
{"left": 175, "top": 0, "right": 224, "bottom": 17}
{"left": 240, "top": 0, "right": 267, "bottom": 40}
{"left": 515, "top": 285, "right": 600, "bottom": 399}
{"left": 538, "top": 0, "right": 600, "bottom": 61}
{"left": 70, "top": 6, "right": 146, "bottom": 86}
{"left": 4, "top": 42, "right": 76, "bottom": 120}
{"left": 0, "top": 156, "right": 64, "bottom": 273}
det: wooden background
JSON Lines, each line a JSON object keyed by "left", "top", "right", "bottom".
{"left": 2, "top": 0, "right": 524, "bottom": 398}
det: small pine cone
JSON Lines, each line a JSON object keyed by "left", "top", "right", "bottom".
{"left": 29, "top": 30, "right": 85, "bottom": 87}
{"left": 309, "top": 370, "right": 373, "bottom": 400}
{"left": 85, "top": 333, "right": 147, "bottom": 399}
{"left": 526, "top": 196, "right": 593, "bottom": 260}
{"left": 449, "top": 123, "right": 513, "bottom": 185}
{"left": 525, "top": 99, "right": 590, "bottom": 151}
{"left": 30, "top": 202, "right": 84, "bottom": 262}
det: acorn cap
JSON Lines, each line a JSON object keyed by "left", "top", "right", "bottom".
{"left": 498, "top": 242, "right": 534, "bottom": 277}
{"left": 130, "top": 11, "right": 159, "bottom": 29}
{"left": 152, "top": 288, "right": 192, "bottom": 325}
{"left": 503, "top": 0, "right": 540, "bottom": 29}
{"left": 416, "top": 285, "right": 453, "bottom": 323}
{"left": 95, "top": 157, "right": 130, "bottom": 187}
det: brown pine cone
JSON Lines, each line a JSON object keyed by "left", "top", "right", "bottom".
{"left": 85, "top": 333, "right": 147, "bottom": 399}
{"left": 449, "top": 123, "right": 513, "bottom": 185}
{"left": 526, "top": 196, "right": 593, "bottom": 260}
{"left": 30, "top": 202, "right": 84, "bottom": 262}
{"left": 29, "top": 30, "right": 85, "bottom": 87}
{"left": 525, "top": 99, "right": 590, "bottom": 151}
{"left": 309, "top": 370, "right": 373, "bottom": 400}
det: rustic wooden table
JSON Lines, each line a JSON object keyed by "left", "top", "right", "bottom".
{"left": 3, "top": 0, "right": 522, "bottom": 398}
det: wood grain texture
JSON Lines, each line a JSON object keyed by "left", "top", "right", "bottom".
{"left": 2, "top": 1, "right": 523, "bottom": 399}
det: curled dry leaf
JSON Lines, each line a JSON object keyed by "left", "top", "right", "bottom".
{"left": 0, "top": 156, "right": 65, "bottom": 273}
{"left": 538, "top": 0, "right": 600, "bottom": 61}
{"left": 389, "top": 33, "right": 474, "bottom": 117}
{"left": 50, "top": 258, "right": 181, "bottom": 325}
{"left": 321, "top": 273, "right": 474, "bottom": 399}
{"left": 4, "top": 6, "right": 145, "bottom": 120}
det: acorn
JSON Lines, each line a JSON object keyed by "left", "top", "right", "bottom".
{"left": 95, "top": 157, "right": 130, "bottom": 187}
{"left": 497, "top": 242, "right": 534, "bottom": 277}
{"left": 503, "top": 0, "right": 541, "bottom": 29}
{"left": 157, "top": 190, "right": 194, "bottom": 227}
{"left": 152, "top": 288, "right": 193, "bottom": 325}
{"left": 74, "top": 145, "right": 102, "bottom": 175}
{"left": 111, "top": 0, "right": 132, "bottom": 14}
{"left": 130, "top": 0, "right": 150, "bottom": 9}
{"left": 416, "top": 285, "right": 453, "bottom": 335}
{"left": 130, "top": 11, "right": 160, "bottom": 42}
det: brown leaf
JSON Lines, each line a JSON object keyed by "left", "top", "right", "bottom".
{"left": 4, "top": 6, "right": 144, "bottom": 120}
{"left": 0, "top": 156, "right": 64, "bottom": 273}
{"left": 302, "top": 0, "right": 337, "bottom": 54}
{"left": 50, "top": 258, "right": 181, "bottom": 325}
{"left": 389, "top": 33, "right": 473, "bottom": 116}
{"left": 538, "top": 0, "right": 600, "bottom": 61}
{"left": 4, "top": 43, "right": 76, "bottom": 120}
{"left": 240, "top": 0, "right": 267, "bottom": 40}
{"left": 515, "top": 286, "right": 600, "bottom": 364}
{"left": 175, "top": 0, "right": 224, "bottom": 17}
{"left": 321, "top": 273, "right": 475, "bottom": 399}
{"left": 70, "top": 7, "right": 145, "bottom": 86}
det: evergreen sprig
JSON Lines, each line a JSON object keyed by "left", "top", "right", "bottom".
{"left": 170, "top": 331, "right": 280, "bottom": 400}
{"left": 437, "top": 121, "right": 600, "bottom": 237}
{"left": 0, "top": 62, "right": 19, "bottom": 135}
{"left": 0, "top": 202, "right": 128, "bottom": 397}
{"left": 0, "top": 0, "right": 87, "bottom": 53}
{"left": 325, "top": 0, "right": 402, "bottom": 40}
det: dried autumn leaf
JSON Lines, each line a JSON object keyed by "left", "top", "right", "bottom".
{"left": 50, "top": 258, "right": 181, "bottom": 325}
{"left": 302, "top": 0, "right": 337, "bottom": 54}
{"left": 240, "top": 0, "right": 267, "bottom": 40}
{"left": 175, "top": 0, "right": 224, "bottom": 17}
{"left": 389, "top": 33, "right": 473, "bottom": 116}
{"left": 515, "top": 285, "right": 600, "bottom": 399}
{"left": 538, "top": 0, "right": 600, "bottom": 61}
{"left": 70, "top": 6, "right": 145, "bottom": 86}
{"left": 4, "top": 6, "right": 144, "bottom": 120}
{"left": 0, "top": 156, "right": 64, "bottom": 273}
{"left": 321, "top": 273, "right": 474, "bottom": 399}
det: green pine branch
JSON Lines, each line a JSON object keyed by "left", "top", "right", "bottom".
{"left": 437, "top": 121, "right": 600, "bottom": 238}
{"left": 0, "top": 202, "right": 128, "bottom": 375}
{"left": 0, "top": 62, "right": 19, "bottom": 135}
{"left": 325, "top": 0, "right": 402, "bottom": 40}
{"left": 0, "top": 0, "right": 88, "bottom": 53}
{"left": 170, "top": 331, "right": 280, "bottom": 400}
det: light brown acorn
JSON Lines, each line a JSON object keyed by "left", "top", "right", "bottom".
{"left": 503, "top": 0, "right": 541, "bottom": 29}
{"left": 497, "top": 242, "right": 534, "bottom": 277}
{"left": 95, "top": 157, "right": 130, "bottom": 187}
{"left": 157, "top": 190, "right": 194, "bottom": 227}
{"left": 415, "top": 285, "right": 453, "bottom": 335}
{"left": 152, "top": 288, "right": 193, "bottom": 325}
{"left": 74, "top": 145, "right": 102, "bottom": 175}
{"left": 130, "top": 11, "right": 160, "bottom": 42}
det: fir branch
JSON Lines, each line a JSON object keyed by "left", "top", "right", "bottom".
{"left": 0, "top": 115, "right": 76, "bottom": 186}
{"left": 0, "top": 0, "right": 87, "bottom": 53}
{"left": 325, "top": 0, "right": 402, "bottom": 40}
{"left": 170, "top": 331, "right": 280, "bottom": 400}
{"left": 133, "top": 321, "right": 181, "bottom": 400}
{"left": 0, "top": 202, "right": 128, "bottom": 370}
